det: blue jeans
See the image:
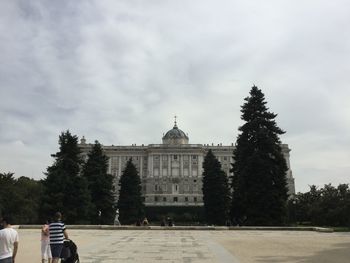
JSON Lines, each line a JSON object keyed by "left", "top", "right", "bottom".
{"left": 50, "top": 244, "right": 63, "bottom": 258}
{"left": 0, "top": 257, "right": 13, "bottom": 263}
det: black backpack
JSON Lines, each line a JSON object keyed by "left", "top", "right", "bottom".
{"left": 61, "top": 239, "right": 80, "bottom": 263}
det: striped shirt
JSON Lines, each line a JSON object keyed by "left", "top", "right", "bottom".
{"left": 49, "top": 222, "right": 66, "bottom": 244}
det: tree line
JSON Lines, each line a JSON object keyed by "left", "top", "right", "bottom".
{"left": 288, "top": 184, "right": 350, "bottom": 227}
{"left": 0, "top": 132, "right": 143, "bottom": 225}
{"left": 1, "top": 86, "right": 349, "bottom": 226}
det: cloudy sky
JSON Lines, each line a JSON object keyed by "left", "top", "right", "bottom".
{"left": 1, "top": 0, "right": 349, "bottom": 192}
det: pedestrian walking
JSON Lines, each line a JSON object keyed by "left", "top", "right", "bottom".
{"left": 49, "top": 212, "right": 68, "bottom": 263}
{"left": 0, "top": 217, "right": 19, "bottom": 263}
{"left": 41, "top": 220, "right": 52, "bottom": 263}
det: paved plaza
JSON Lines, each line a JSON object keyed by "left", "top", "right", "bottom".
{"left": 16, "top": 229, "right": 350, "bottom": 263}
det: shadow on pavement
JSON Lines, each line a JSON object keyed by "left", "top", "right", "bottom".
{"left": 255, "top": 241, "right": 350, "bottom": 263}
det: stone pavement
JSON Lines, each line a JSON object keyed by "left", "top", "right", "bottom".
{"left": 16, "top": 229, "right": 350, "bottom": 263}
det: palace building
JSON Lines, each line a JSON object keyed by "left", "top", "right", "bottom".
{"left": 79, "top": 120, "right": 295, "bottom": 207}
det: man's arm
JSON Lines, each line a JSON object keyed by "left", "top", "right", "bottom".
{"left": 63, "top": 229, "right": 69, "bottom": 239}
{"left": 13, "top": 241, "right": 18, "bottom": 262}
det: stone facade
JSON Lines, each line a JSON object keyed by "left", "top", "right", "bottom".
{"left": 79, "top": 122, "right": 295, "bottom": 207}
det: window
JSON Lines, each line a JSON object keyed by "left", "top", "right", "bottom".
{"left": 163, "top": 197, "right": 167, "bottom": 202}
{"left": 173, "top": 197, "right": 178, "bottom": 202}
{"left": 194, "top": 197, "right": 197, "bottom": 202}
{"left": 154, "top": 196, "right": 158, "bottom": 202}
{"left": 192, "top": 155, "right": 197, "bottom": 160}
{"left": 184, "top": 168, "right": 189, "bottom": 176}
{"left": 174, "top": 155, "right": 178, "bottom": 160}
{"left": 185, "top": 197, "right": 188, "bottom": 202}
{"left": 172, "top": 184, "right": 179, "bottom": 194}
{"left": 154, "top": 168, "right": 159, "bottom": 176}
{"left": 155, "top": 184, "right": 158, "bottom": 191}
{"left": 224, "top": 156, "right": 227, "bottom": 161}
{"left": 172, "top": 168, "right": 179, "bottom": 176}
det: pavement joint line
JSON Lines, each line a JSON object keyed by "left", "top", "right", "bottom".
{"left": 204, "top": 232, "right": 241, "bottom": 263}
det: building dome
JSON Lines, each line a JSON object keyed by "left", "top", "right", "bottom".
{"left": 162, "top": 121, "right": 189, "bottom": 145}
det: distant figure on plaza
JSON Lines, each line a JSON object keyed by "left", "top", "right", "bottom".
{"left": 49, "top": 212, "right": 68, "bottom": 263}
{"left": 160, "top": 218, "right": 166, "bottom": 226}
{"left": 0, "top": 217, "right": 19, "bottom": 263}
{"left": 41, "top": 220, "right": 52, "bottom": 263}
{"left": 142, "top": 217, "right": 149, "bottom": 226}
{"left": 114, "top": 209, "right": 121, "bottom": 226}
{"left": 98, "top": 210, "right": 102, "bottom": 225}
{"left": 167, "top": 217, "right": 174, "bottom": 227}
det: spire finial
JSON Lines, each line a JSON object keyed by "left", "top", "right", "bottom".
{"left": 174, "top": 115, "right": 178, "bottom": 128}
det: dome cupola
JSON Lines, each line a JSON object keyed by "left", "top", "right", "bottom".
{"left": 162, "top": 117, "right": 189, "bottom": 145}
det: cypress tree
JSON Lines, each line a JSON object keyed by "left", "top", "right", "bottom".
{"left": 231, "top": 86, "right": 288, "bottom": 226}
{"left": 42, "top": 131, "right": 92, "bottom": 224}
{"left": 202, "top": 150, "right": 230, "bottom": 225}
{"left": 117, "top": 159, "right": 144, "bottom": 224}
{"left": 82, "top": 141, "right": 115, "bottom": 224}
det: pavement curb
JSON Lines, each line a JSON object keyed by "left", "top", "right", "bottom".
{"left": 17, "top": 225, "right": 334, "bottom": 232}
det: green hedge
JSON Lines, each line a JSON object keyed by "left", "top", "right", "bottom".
{"left": 144, "top": 206, "right": 205, "bottom": 225}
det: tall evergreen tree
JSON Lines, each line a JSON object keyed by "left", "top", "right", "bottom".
{"left": 0, "top": 173, "right": 15, "bottom": 217}
{"left": 82, "top": 141, "right": 115, "bottom": 224}
{"left": 202, "top": 150, "right": 230, "bottom": 225}
{"left": 117, "top": 159, "right": 144, "bottom": 224}
{"left": 42, "top": 131, "right": 92, "bottom": 224}
{"left": 231, "top": 86, "right": 288, "bottom": 225}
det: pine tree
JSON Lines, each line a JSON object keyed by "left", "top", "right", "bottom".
{"left": 117, "top": 159, "right": 144, "bottom": 224}
{"left": 202, "top": 150, "right": 230, "bottom": 225}
{"left": 42, "top": 131, "right": 92, "bottom": 224}
{"left": 82, "top": 141, "right": 115, "bottom": 224}
{"left": 231, "top": 86, "right": 288, "bottom": 226}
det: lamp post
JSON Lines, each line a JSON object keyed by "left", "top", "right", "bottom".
{"left": 98, "top": 210, "right": 102, "bottom": 225}
{"left": 292, "top": 199, "right": 297, "bottom": 225}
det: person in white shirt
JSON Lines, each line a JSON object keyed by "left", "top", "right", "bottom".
{"left": 41, "top": 220, "right": 52, "bottom": 263}
{"left": 0, "top": 217, "right": 19, "bottom": 263}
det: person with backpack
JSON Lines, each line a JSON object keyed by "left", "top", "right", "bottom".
{"left": 49, "top": 212, "right": 68, "bottom": 263}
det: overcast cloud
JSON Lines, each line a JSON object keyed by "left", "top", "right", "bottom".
{"left": 1, "top": 0, "right": 349, "bottom": 192}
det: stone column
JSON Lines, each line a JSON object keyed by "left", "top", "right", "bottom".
{"left": 159, "top": 154, "right": 162, "bottom": 178}
{"left": 168, "top": 154, "right": 171, "bottom": 177}
{"left": 148, "top": 154, "right": 152, "bottom": 178}
{"left": 118, "top": 156, "right": 122, "bottom": 177}
{"left": 140, "top": 155, "right": 143, "bottom": 177}
{"left": 198, "top": 155, "right": 203, "bottom": 177}
{"left": 189, "top": 155, "right": 192, "bottom": 178}
{"left": 150, "top": 154, "right": 153, "bottom": 178}
{"left": 108, "top": 157, "right": 112, "bottom": 174}
{"left": 180, "top": 154, "right": 183, "bottom": 177}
